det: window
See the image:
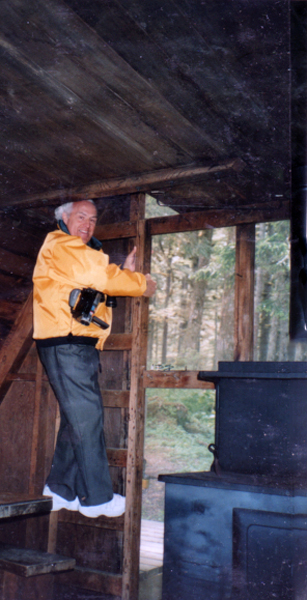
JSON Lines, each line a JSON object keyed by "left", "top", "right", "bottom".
{"left": 253, "top": 221, "right": 307, "bottom": 360}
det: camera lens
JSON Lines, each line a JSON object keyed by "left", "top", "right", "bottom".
{"left": 106, "top": 296, "right": 117, "bottom": 308}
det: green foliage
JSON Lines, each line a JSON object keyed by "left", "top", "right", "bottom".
{"left": 146, "top": 388, "right": 215, "bottom": 416}
{"left": 146, "top": 389, "right": 215, "bottom": 460}
{"left": 256, "top": 221, "right": 289, "bottom": 272}
{"left": 143, "top": 388, "right": 216, "bottom": 521}
{"left": 254, "top": 221, "right": 291, "bottom": 359}
{"left": 148, "top": 224, "right": 236, "bottom": 370}
{"left": 148, "top": 208, "right": 292, "bottom": 366}
{"left": 143, "top": 213, "right": 295, "bottom": 520}
{"left": 145, "top": 194, "right": 177, "bottom": 218}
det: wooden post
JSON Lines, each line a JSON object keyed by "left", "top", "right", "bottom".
{"left": 28, "top": 355, "right": 44, "bottom": 496}
{"left": 122, "top": 194, "right": 151, "bottom": 600}
{"left": 47, "top": 397, "right": 61, "bottom": 554}
{"left": 234, "top": 223, "right": 255, "bottom": 361}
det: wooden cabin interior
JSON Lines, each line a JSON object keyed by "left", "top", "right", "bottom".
{"left": 0, "top": 0, "right": 304, "bottom": 599}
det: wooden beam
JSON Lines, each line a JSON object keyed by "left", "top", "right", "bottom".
{"left": 74, "top": 159, "right": 245, "bottom": 198}
{"left": 0, "top": 300, "right": 28, "bottom": 322}
{"left": 95, "top": 192, "right": 146, "bottom": 240}
{"left": 95, "top": 221, "right": 137, "bottom": 241}
{"left": 129, "top": 194, "right": 146, "bottom": 221}
{"left": 104, "top": 333, "right": 132, "bottom": 350}
{"left": 102, "top": 390, "right": 130, "bottom": 408}
{"left": 6, "top": 373, "right": 37, "bottom": 382}
{"left": 123, "top": 203, "right": 150, "bottom": 600}
{"left": 0, "top": 293, "right": 34, "bottom": 403}
{"left": 147, "top": 201, "right": 289, "bottom": 235}
{"left": 94, "top": 201, "right": 289, "bottom": 243}
{"left": 106, "top": 447, "right": 127, "bottom": 468}
{"left": 6, "top": 161, "right": 245, "bottom": 206}
{"left": 142, "top": 370, "right": 215, "bottom": 389}
{"left": 234, "top": 224, "right": 255, "bottom": 361}
{"left": 47, "top": 401, "right": 60, "bottom": 554}
{"left": 28, "top": 355, "right": 44, "bottom": 496}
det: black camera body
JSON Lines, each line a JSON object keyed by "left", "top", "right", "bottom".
{"left": 69, "top": 288, "right": 116, "bottom": 330}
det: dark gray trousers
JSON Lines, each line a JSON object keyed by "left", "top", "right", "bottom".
{"left": 38, "top": 344, "right": 113, "bottom": 506}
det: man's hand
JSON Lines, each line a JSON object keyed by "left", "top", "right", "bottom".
{"left": 123, "top": 246, "right": 137, "bottom": 272}
{"left": 123, "top": 248, "right": 156, "bottom": 296}
{"left": 143, "top": 274, "right": 157, "bottom": 297}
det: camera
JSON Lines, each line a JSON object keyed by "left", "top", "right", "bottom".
{"left": 69, "top": 288, "right": 116, "bottom": 330}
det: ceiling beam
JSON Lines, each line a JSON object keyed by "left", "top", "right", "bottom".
{"left": 95, "top": 199, "right": 289, "bottom": 241}
{"left": 1, "top": 159, "right": 246, "bottom": 208}
{"left": 147, "top": 200, "right": 290, "bottom": 235}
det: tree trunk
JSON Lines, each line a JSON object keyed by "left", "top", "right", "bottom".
{"left": 177, "top": 275, "right": 189, "bottom": 358}
{"left": 216, "top": 228, "right": 235, "bottom": 363}
{"left": 253, "top": 223, "right": 266, "bottom": 360}
{"left": 258, "top": 277, "right": 272, "bottom": 361}
{"left": 161, "top": 254, "right": 172, "bottom": 364}
{"left": 180, "top": 230, "right": 213, "bottom": 368}
{"left": 266, "top": 313, "right": 279, "bottom": 360}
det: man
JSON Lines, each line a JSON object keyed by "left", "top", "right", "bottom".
{"left": 33, "top": 200, "right": 156, "bottom": 518}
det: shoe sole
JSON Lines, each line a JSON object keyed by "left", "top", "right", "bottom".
{"left": 79, "top": 508, "right": 125, "bottom": 518}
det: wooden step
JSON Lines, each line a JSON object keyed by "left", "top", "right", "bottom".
{"left": 0, "top": 544, "right": 75, "bottom": 577}
{"left": 58, "top": 510, "right": 124, "bottom": 530}
{"left": 55, "top": 567, "right": 122, "bottom": 596}
{"left": 0, "top": 494, "right": 52, "bottom": 520}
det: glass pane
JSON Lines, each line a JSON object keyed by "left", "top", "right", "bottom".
{"left": 145, "top": 194, "right": 177, "bottom": 218}
{"left": 142, "top": 388, "right": 215, "bottom": 521}
{"left": 254, "top": 221, "right": 307, "bottom": 360}
{"left": 147, "top": 227, "right": 236, "bottom": 371}
{"left": 143, "top": 221, "right": 235, "bottom": 521}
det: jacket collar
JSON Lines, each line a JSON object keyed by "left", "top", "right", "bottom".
{"left": 57, "top": 219, "right": 102, "bottom": 251}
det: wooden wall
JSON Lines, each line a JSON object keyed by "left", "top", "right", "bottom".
{"left": 0, "top": 194, "right": 151, "bottom": 600}
{"left": 0, "top": 192, "right": 288, "bottom": 599}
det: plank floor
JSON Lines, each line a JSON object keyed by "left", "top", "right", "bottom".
{"left": 139, "top": 519, "right": 164, "bottom": 573}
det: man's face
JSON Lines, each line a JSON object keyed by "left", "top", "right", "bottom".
{"left": 63, "top": 201, "right": 97, "bottom": 244}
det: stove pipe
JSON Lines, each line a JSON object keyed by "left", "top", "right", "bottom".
{"left": 290, "top": 2, "right": 307, "bottom": 339}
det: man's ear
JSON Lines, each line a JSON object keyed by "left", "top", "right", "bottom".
{"left": 62, "top": 212, "right": 68, "bottom": 225}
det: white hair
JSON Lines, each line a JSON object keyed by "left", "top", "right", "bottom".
{"left": 54, "top": 200, "right": 95, "bottom": 221}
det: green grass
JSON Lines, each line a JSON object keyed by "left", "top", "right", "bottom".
{"left": 142, "top": 388, "right": 216, "bottom": 521}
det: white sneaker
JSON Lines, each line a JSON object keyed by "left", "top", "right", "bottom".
{"left": 78, "top": 494, "right": 126, "bottom": 518}
{"left": 43, "top": 485, "right": 79, "bottom": 512}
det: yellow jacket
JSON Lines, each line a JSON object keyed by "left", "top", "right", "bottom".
{"left": 33, "top": 230, "right": 147, "bottom": 350}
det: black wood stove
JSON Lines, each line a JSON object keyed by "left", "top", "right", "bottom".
{"left": 159, "top": 362, "right": 307, "bottom": 600}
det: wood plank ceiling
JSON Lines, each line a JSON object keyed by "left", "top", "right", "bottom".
{"left": 0, "top": 0, "right": 290, "bottom": 340}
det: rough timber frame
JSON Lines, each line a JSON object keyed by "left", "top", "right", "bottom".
{"left": 0, "top": 191, "right": 288, "bottom": 600}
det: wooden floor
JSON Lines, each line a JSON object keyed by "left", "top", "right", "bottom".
{"left": 139, "top": 519, "right": 164, "bottom": 600}
{"left": 140, "top": 519, "right": 164, "bottom": 572}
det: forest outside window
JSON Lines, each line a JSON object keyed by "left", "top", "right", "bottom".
{"left": 142, "top": 215, "right": 296, "bottom": 522}
{"left": 146, "top": 213, "right": 296, "bottom": 367}
{"left": 253, "top": 220, "right": 305, "bottom": 361}
{"left": 147, "top": 226, "right": 236, "bottom": 371}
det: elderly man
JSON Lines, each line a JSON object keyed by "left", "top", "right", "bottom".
{"left": 33, "top": 200, "right": 156, "bottom": 518}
